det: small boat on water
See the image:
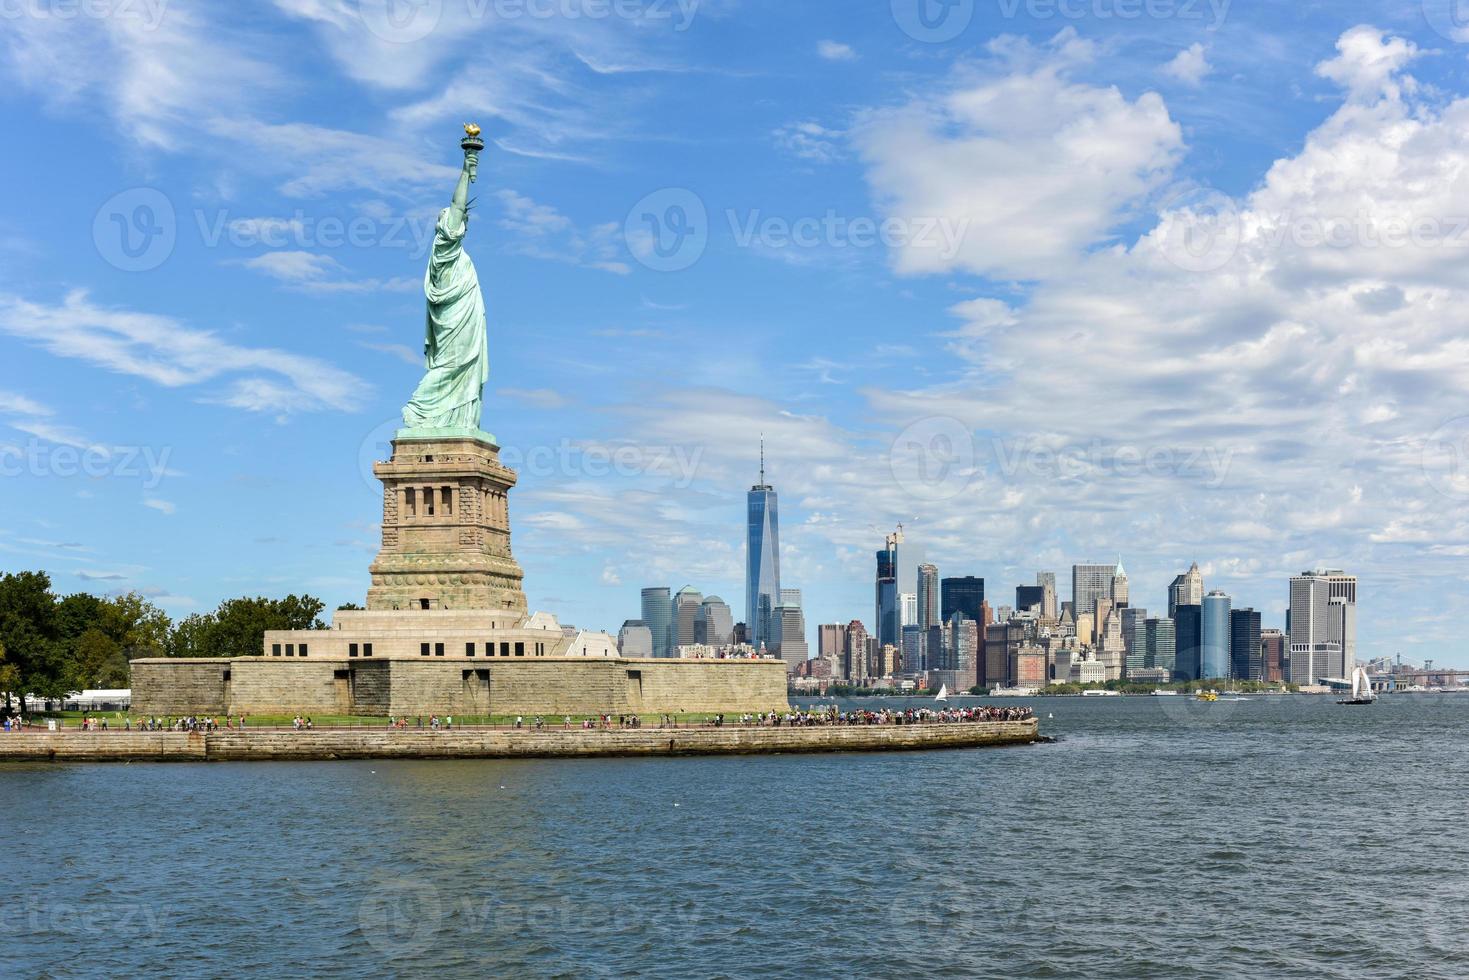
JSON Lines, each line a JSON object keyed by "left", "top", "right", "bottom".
{"left": 1196, "top": 690, "right": 1219, "bottom": 702}
{"left": 1151, "top": 690, "right": 1180, "bottom": 697}
{"left": 934, "top": 684, "right": 949, "bottom": 703}
{"left": 1338, "top": 666, "right": 1376, "bottom": 706}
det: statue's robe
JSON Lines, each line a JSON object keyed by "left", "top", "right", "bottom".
{"left": 402, "top": 206, "right": 488, "bottom": 430}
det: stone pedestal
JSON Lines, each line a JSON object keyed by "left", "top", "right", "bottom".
{"left": 367, "top": 435, "right": 528, "bottom": 616}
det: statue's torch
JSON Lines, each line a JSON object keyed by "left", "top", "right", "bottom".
{"left": 461, "top": 123, "right": 485, "bottom": 183}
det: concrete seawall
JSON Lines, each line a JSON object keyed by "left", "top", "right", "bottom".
{"left": 0, "top": 720, "right": 1039, "bottom": 763}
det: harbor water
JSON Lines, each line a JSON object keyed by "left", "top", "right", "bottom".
{"left": 3, "top": 694, "right": 1466, "bottom": 977}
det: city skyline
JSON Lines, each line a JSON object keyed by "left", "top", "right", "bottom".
{"left": 2, "top": 5, "right": 1466, "bottom": 667}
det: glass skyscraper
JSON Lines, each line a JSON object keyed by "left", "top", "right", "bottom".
{"left": 640, "top": 587, "right": 674, "bottom": 659}
{"left": 1202, "top": 591, "right": 1232, "bottom": 681}
{"left": 1231, "top": 608, "right": 1262, "bottom": 682}
{"left": 875, "top": 531, "right": 900, "bottom": 648}
{"left": 917, "top": 564, "right": 940, "bottom": 629}
{"left": 1174, "top": 604, "right": 1203, "bottom": 681}
{"left": 1072, "top": 563, "right": 1115, "bottom": 620}
{"left": 941, "top": 576, "right": 985, "bottom": 624}
{"left": 745, "top": 449, "right": 781, "bottom": 652}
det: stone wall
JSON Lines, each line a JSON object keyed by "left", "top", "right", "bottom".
{"left": 228, "top": 658, "right": 351, "bottom": 716}
{"left": 130, "top": 656, "right": 789, "bottom": 717}
{"left": 130, "top": 660, "right": 229, "bottom": 715}
{"left": 0, "top": 720, "right": 1038, "bottom": 762}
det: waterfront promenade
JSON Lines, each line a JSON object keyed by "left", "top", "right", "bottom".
{"left": 0, "top": 715, "right": 1040, "bottom": 762}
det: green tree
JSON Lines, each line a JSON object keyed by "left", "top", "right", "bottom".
{"left": 102, "top": 592, "right": 171, "bottom": 660}
{"left": 168, "top": 612, "right": 215, "bottom": 658}
{"left": 0, "top": 571, "right": 63, "bottom": 708}
{"left": 70, "top": 628, "right": 128, "bottom": 689}
{"left": 168, "top": 594, "right": 327, "bottom": 659}
{"left": 0, "top": 640, "right": 19, "bottom": 712}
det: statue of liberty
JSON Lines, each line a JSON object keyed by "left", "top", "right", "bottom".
{"left": 401, "top": 125, "right": 491, "bottom": 438}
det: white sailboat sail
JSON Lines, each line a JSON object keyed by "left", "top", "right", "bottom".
{"left": 935, "top": 684, "right": 948, "bottom": 702}
{"left": 1352, "top": 667, "right": 1371, "bottom": 700}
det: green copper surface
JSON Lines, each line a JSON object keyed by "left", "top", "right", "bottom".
{"left": 401, "top": 136, "right": 491, "bottom": 436}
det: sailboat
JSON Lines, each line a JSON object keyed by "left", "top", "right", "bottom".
{"left": 935, "top": 684, "right": 949, "bottom": 703}
{"left": 1338, "top": 666, "right": 1376, "bottom": 706}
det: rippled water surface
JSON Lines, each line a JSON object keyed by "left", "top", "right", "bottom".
{"left": 4, "top": 695, "right": 1468, "bottom": 978}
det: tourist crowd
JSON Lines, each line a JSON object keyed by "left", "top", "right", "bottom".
{"left": 5, "top": 703, "right": 1032, "bottom": 733}
{"left": 714, "top": 705, "right": 1035, "bottom": 728}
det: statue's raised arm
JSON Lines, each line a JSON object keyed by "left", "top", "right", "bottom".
{"left": 400, "top": 126, "right": 492, "bottom": 441}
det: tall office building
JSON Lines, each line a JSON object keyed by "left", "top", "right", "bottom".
{"left": 917, "top": 564, "right": 941, "bottom": 629}
{"left": 1100, "top": 610, "right": 1127, "bottom": 678}
{"left": 1288, "top": 570, "right": 1357, "bottom": 684}
{"left": 845, "top": 620, "right": 869, "bottom": 681}
{"left": 875, "top": 528, "right": 902, "bottom": 648}
{"left": 640, "top": 587, "right": 674, "bottom": 659}
{"left": 818, "top": 623, "right": 848, "bottom": 676}
{"left": 775, "top": 600, "right": 808, "bottom": 673}
{"left": 1037, "top": 572, "right": 1058, "bottom": 620}
{"left": 1174, "top": 604, "right": 1203, "bottom": 681}
{"left": 618, "top": 620, "right": 654, "bottom": 658}
{"left": 1111, "top": 559, "right": 1129, "bottom": 607}
{"left": 1072, "top": 563, "right": 1115, "bottom": 621}
{"left": 1261, "top": 629, "right": 1286, "bottom": 683}
{"left": 949, "top": 615, "right": 980, "bottom": 690}
{"left": 1145, "top": 618, "right": 1177, "bottom": 675}
{"left": 1201, "top": 591, "right": 1232, "bottom": 680}
{"left": 941, "top": 576, "right": 985, "bottom": 624}
{"left": 745, "top": 442, "right": 781, "bottom": 652}
{"left": 900, "top": 593, "right": 918, "bottom": 629}
{"left": 1016, "top": 585, "right": 1045, "bottom": 614}
{"left": 699, "top": 596, "right": 734, "bottom": 646}
{"left": 674, "top": 586, "right": 704, "bottom": 651}
{"left": 1168, "top": 562, "right": 1205, "bottom": 620}
{"left": 1122, "top": 606, "right": 1149, "bottom": 675}
{"left": 1231, "top": 608, "right": 1262, "bottom": 682}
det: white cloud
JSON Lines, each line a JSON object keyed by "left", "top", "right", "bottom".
{"left": 1315, "top": 25, "right": 1419, "bottom": 104}
{"left": 852, "top": 30, "right": 1183, "bottom": 280}
{"left": 244, "top": 251, "right": 344, "bottom": 282}
{"left": 0, "top": 391, "right": 101, "bottom": 449}
{"left": 840, "top": 26, "right": 1469, "bottom": 641}
{"left": 496, "top": 191, "right": 630, "bottom": 274}
{"left": 1162, "top": 43, "right": 1211, "bottom": 86}
{"left": 0, "top": 290, "right": 368, "bottom": 414}
{"left": 360, "top": 342, "right": 423, "bottom": 367}
{"left": 817, "top": 40, "right": 857, "bottom": 62}
{"left": 773, "top": 121, "right": 844, "bottom": 163}
{"left": 0, "top": 391, "right": 51, "bottom": 419}
{"left": 498, "top": 388, "right": 570, "bottom": 410}
{"left": 143, "top": 498, "right": 176, "bottom": 515}
{"left": 0, "top": 6, "right": 273, "bottom": 150}
{"left": 240, "top": 251, "right": 418, "bottom": 294}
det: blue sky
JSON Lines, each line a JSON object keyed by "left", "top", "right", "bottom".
{"left": 4, "top": 0, "right": 1469, "bottom": 663}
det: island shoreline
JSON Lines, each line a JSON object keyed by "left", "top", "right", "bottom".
{"left": 0, "top": 719, "right": 1040, "bottom": 763}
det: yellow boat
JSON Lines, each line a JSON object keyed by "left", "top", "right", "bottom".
{"left": 1196, "top": 690, "right": 1219, "bottom": 702}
